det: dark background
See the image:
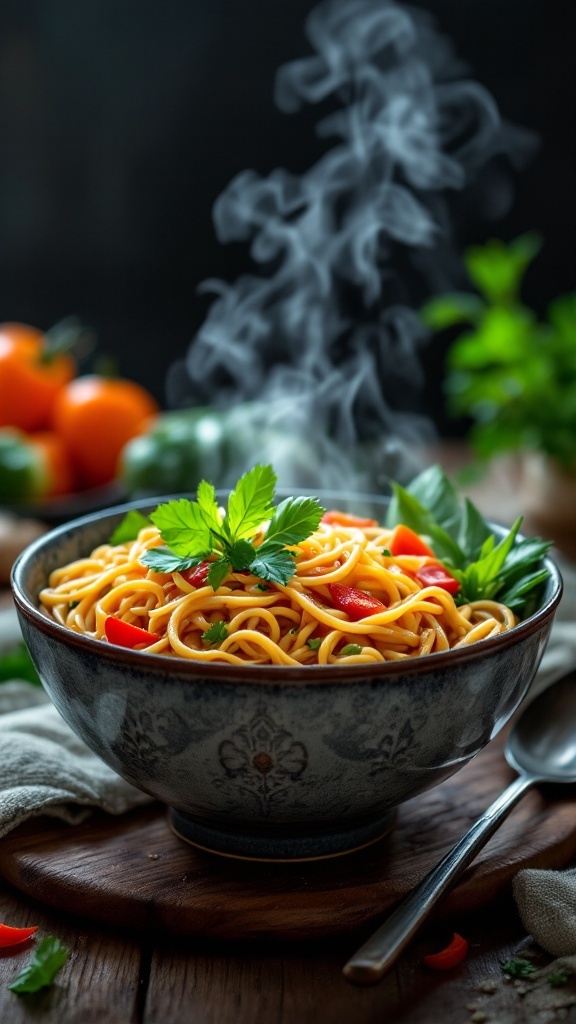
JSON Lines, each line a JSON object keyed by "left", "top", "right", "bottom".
{"left": 0, "top": 0, "right": 574, "bottom": 430}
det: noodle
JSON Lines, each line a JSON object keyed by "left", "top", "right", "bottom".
{"left": 38, "top": 518, "right": 518, "bottom": 665}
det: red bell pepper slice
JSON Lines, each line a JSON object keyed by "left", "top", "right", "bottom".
{"left": 104, "top": 616, "right": 159, "bottom": 648}
{"left": 181, "top": 562, "right": 210, "bottom": 587}
{"left": 388, "top": 524, "right": 435, "bottom": 558}
{"left": 0, "top": 923, "right": 38, "bottom": 948}
{"left": 415, "top": 564, "right": 460, "bottom": 595}
{"left": 423, "top": 932, "right": 469, "bottom": 970}
{"left": 328, "top": 583, "right": 385, "bottom": 621}
{"left": 321, "top": 510, "right": 378, "bottom": 528}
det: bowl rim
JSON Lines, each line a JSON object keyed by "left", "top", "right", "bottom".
{"left": 11, "top": 492, "right": 564, "bottom": 685}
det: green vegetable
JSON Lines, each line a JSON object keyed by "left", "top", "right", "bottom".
{"left": 500, "top": 958, "right": 537, "bottom": 979}
{"left": 8, "top": 936, "right": 69, "bottom": 993}
{"left": 307, "top": 637, "right": 321, "bottom": 650}
{"left": 202, "top": 621, "right": 228, "bottom": 645}
{"left": 385, "top": 465, "right": 551, "bottom": 613}
{"left": 0, "top": 643, "right": 42, "bottom": 686}
{"left": 0, "top": 429, "right": 46, "bottom": 505}
{"left": 548, "top": 968, "right": 573, "bottom": 987}
{"left": 341, "top": 644, "right": 363, "bottom": 656}
{"left": 109, "top": 509, "right": 151, "bottom": 545}
{"left": 421, "top": 234, "right": 576, "bottom": 470}
{"left": 141, "top": 465, "right": 324, "bottom": 588}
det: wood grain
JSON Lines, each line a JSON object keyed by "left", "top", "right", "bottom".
{"left": 1, "top": 724, "right": 575, "bottom": 943}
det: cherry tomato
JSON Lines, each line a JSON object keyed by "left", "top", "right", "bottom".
{"left": 0, "top": 922, "right": 38, "bottom": 948}
{"left": 423, "top": 932, "right": 469, "bottom": 970}
{"left": 0, "top": 323, "right": 75, "bottom": 432}
{"left": 415, "top": 564, "right": 461, "bottom": 595}
{"left": 321, "top": 511, "right": 378, "bottom": 528}
{"left": 181, "top": 562, "right": 210, "bottom": 586}
{"left": 388, "top": 524, "right": 436, "bottom": 558}
{"left": 104, "top": 616, "right": 159, "bottom": 648}
{"left": 328, "top": 583, "right": 386, "bottom": 620}
{"left": 52, "top": 376, "right": 159, "bottom": 488}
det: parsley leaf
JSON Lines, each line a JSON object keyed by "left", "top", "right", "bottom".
{"left": 202, "top": 621, "right": 228, "bottom": 645}
{"left": 307, "top": 637, "right": 322, "bottom": 650}
{"left": 501, "top": 958, "right": 537, "bottom": 979}
{"left": 8, "top": 936, "right": 69, "bottom": 993}
{"left": 142, "top": 465, "right": 325, "bottom": 589}
{"left": 341, "top": 644, "right": 363, "bottom": 655}
{"left": 110, "top": 509, "right": 151, "bottom": 545}
{"left": 548, "top": 969, "right": 573, "bottom": 987}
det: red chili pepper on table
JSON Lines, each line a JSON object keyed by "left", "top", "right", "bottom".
{"left": 180, "top": 562, "right": 210, "bottom": 587}
{"left": 0, "top": 922, "right": 38, "bottom": 948}
{"left": 321, "top": 510, "right": 378, "bottom": 528}
{"left": 388, "top": 524, "right": 436, "bottom": 558}
{"left": 104, "top": 617, "right": 159, "bottom": 648}
{"left": 422, "top": 932, "right": 469, "bottom": 970}
{"left": 415, "top": 564, "right": 461, "bottom": 595}
{"left": 328, "top": 583, "right": 386, "bottom": 621}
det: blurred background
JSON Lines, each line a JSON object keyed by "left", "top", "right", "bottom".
{"left": 0, "top": 0, "right": 574, "bottom": 420}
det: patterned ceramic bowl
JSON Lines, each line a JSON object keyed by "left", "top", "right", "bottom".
{"left": 11, "top": 493, "right": 562, "bottom": 861}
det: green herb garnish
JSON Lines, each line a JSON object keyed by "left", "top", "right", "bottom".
{"left": 307, "top": 637, "right": 322, "bottom": 650}
{"left": 110, "top": 509, "right": 151, "bottom": 545}
{"left": 201, "top": 621, "right": 228, "bottom": 645}
{"left": 141, "top": 465, "right": 324, "bottom": 589}
{"left": 548, "top": 968, "right": 573, "bottom": 987}
{"left": 386, "top": 465, "right": 551, "bottom": 612}
{"left": 341, "top": 644, "right": 363, "bottom": 656}
{"left": 8, "top": 936, "right": 69, "bottom": 993}
{"left": 500, "top": 958, "right": 537, "bottom": 979}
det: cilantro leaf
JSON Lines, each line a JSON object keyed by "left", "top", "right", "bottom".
{"left": 110, "top": 510, "right": 151, "bottom": 545}
{"left": 8, "top": 936, "right": 69, "bottom": 993}
{"left": 226, "top": 464, "right": 276, "bottom": 541}
{"left": 150, "top": 499, "right": 212, "bottom": 558}
{"left": 265, "top": 495, "right": 325, "bottom": 547}
{"left": 207, "top": 557, "right": 231, "bottom": 590}
{"left": 202, "top": 620, "right": 228, "bottom": 645}
{"left": 249, "top": 546, "right": 297, "bottom": 585}
{"left": 501, "top": 958, "right": 537, "bottom": 979}
{"left": 307, "top": 637, "right": 321, "bottom": 650}
{"left": 141, "top": 547, "right": 204, "bottom": 574}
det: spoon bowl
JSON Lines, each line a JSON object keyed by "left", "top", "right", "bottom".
{"left": 506, "top": 675, "right": 576, "bottom": 783}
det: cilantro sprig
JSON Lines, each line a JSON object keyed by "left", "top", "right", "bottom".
{"left": 8, "top": 936, "right": 69, "bottom": 994}
{"left": 385, "top": 465, "right": 551, "bottom": 612}
{"left": 141, "top": 465, "right": 325, "bottom": 589}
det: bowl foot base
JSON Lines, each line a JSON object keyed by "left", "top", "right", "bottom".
{"left": 168, "top": 808, "right": 397, "bottom": 862}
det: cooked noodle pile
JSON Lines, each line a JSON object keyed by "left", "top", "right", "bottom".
{"left": 38, "top": 516, "right": 518, "bottom": 665}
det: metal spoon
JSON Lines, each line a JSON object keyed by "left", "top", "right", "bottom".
{"left": 343, "top": 670, "right": 576, "bottom": 985}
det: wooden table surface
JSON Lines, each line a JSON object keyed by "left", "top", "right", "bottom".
{"left": 0, "top": 448, "right": 574, "bottom": 1023}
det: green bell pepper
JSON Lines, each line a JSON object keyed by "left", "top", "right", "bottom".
{"left": 0, "top": 429, "right": 46, "bottom": 505}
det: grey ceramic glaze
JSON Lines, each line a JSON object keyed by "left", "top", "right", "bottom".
{"left": 11, "top": 493, "right": 563, "bottom": 859}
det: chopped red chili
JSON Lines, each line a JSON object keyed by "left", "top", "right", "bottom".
{"left": 0, "top": 922, "right": 39, "bottom": 948}
{"left": 423, "top": 932, "right": 469, "bottom": 970}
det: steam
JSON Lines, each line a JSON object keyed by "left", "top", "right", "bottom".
{"left": 166, "top": 0, "right": 527, "bottom": 490}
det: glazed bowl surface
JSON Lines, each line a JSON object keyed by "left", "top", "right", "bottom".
{"left": 11, "top": 492, "right": 562, "bottom": 860}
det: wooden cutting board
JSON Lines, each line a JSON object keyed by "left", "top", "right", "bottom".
{"left": 1, "top": 725, "right": 575, "bottom": 941}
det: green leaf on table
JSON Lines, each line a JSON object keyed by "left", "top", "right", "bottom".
{"left": 8, "top": 936, "right": 69, "bottom": 993}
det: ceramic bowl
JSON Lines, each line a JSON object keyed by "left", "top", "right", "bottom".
{"left": 11, "top": 493, "right": 562, "bottom": 861}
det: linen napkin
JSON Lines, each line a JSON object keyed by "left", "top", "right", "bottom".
{"left": 0, "top": 605, "right": 152, "bottom": 838}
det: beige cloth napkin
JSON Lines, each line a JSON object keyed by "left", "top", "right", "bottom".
{"left": 0, "top": 606, "right": 152, "bottom": 838}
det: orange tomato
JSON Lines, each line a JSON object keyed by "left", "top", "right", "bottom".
{"left": 52, "top": 375, "right": 159, "bottom": 488}
{"left": 0, "top": 323, "right": 75, "bottom": 431}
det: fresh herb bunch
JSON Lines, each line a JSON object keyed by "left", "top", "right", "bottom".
{"left": 386, "top": 465, "right": 551, "bottom": 612}
{"left": 421, "top": 234, "right": 576, "bottom": 470}
{"left": 140, "top": 464, "right": 325, "bottom": 588}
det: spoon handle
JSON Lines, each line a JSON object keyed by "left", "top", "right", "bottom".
{"left": 343, "top": 772, "right": 536, "bottom": 985}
